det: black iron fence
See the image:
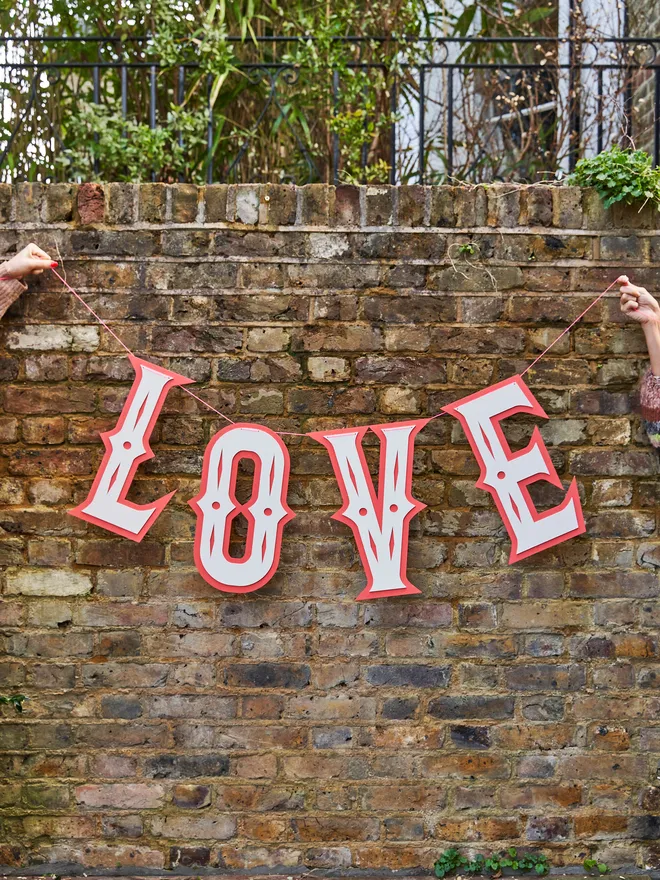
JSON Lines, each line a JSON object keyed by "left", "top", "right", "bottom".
{"left": 0, "top": 35, "right": 659, "bottom": 185}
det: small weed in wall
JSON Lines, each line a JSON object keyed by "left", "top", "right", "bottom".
{"left": 568, "top": 146, "right": 660, "bottom": 211}
{"left": 0, "top": 694, "right": 27, "bottom": 713}
{"left": 583, "top": 859, "right": 610, "bottom": 875}
{"left": 434, "top": 847, "right": 550, "bottom": 878}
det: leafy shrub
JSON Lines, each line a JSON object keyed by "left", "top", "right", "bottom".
{"left": 58, "top": 102, "right": 209, "bottom": 183}
{"left": 434, "top": 846, "right": 549, "bottom": 878}
{"left": 2, "top": 0, "right": 556, "bottom": 184}
{"left": 568, "top": 146, "right": 660, "bottom": 210}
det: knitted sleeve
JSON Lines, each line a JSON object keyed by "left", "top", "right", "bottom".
{"left": 0, "top": 276, "right": 27, "bottom": 320}
{"left": 638, "top": 368, "right": 660, "bottom": 448}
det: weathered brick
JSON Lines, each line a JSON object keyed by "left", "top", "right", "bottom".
{"left": 427, "top": 696, "right": 514, "bottom": 720}
{"left": 76, "top": 182, "right": 104, "bottom": 224}
{"left": 365, "top": 186, "right": 394, "bottom": 225}
{"left": 139, "top": 183, "right": 166, "bottom": 222}
{"left": 205, "top": 184, "right": 228, "bottom": 222}
{"left": 6, "top": 569, "right": 92, "bottom": 597}
{"left": 171, "top": 184, "right": 200, "bottom": 222}
{"left": 144, "top": 754, "right": 229, "bottom": 779}
{"left": 334, "top": 185, "right": 360, "bottom": 226}
{"left": 365, "top": 664, "right": 450, "bottom": 688}
{"left": 223, "top": 663, "right": 311, "bottom": 689}
{"left": 172, "top": 784, "right": 212, "bottom": 809}
{"left": 397, "top": 186, "right": 426, "bottom": 226}
{"left": 301, "top": 184, "right": 331, "bottom": 224}
{"left": 261, "top": 184, "right": 296, "bottom": 226}
{"left": 76, "top": 783, "right": 164, "bottom": 809}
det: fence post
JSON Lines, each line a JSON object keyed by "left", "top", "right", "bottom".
{"left": 207, "top": 74, "right": 214, "bottom": 184}
{"left": 93, "top": 50, "right": 100, "bottom": 176}
{"left": 418, "top": 64, "right": 425, "bottom": 185}
{"left": 332, "top": 69, "right": 340, "bottom": 186}
{"left": 446, "top": 66, "right": 454, "bottom": 181}
{"left": 655, "top": 66, "right": 660, "bottom": 167}
{"left": 389, "top": 71, "right": 397, "bottom": 185}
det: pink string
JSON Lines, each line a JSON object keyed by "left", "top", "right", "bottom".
{"left": 51, "top": 268, "right": 236, "bottom": 426}
{"left": 521, "top": 278, "right": 619, "bottom": 377}
{"left": 49, "top": 267, "right": 620, "bottom": 436}
{"left": 52, "top": 269, "right": 133, "bottom": 356}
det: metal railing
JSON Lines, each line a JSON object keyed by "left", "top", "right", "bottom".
{"left": 0, "top": 35, "right": 659, "bottom": 184}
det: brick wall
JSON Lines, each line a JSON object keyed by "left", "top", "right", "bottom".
{"left": 1, "top": 182, "right": 660, "bottom": 874}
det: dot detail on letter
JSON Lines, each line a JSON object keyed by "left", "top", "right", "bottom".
{"left": 497, "top": 471, "right": 506, "bottom": 480}
{"left": 212, "top": 502, "right": 220, "bottom": 510}
{"left": 123, "top": 441, "right": 131, "bottom": 450}
{"left": 359, "top": 508, "right": 367, "bottom": 516}
{"left": 390, "top": 504, "right": 398, "bottom": 513}
{"left": 264, "top": 508, "right": 272, "bottom": 517}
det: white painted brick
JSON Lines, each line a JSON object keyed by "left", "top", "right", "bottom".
{"left": 6, "top": 324, "right": 99, "bottom": 352}
{"left": 6, "top": 568, "right": 93, "bottom": 596}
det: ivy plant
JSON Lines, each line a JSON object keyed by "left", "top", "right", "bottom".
{"left": 434, "top": 847, "right": 550, "bottom": 878}
{"left": 583, "top": 859, "right": 610, "bottom": 875}
{"left": 568, "top": 146, "right": 660, "bottom": 211}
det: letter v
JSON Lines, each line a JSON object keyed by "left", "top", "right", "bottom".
{"left": 311, "top": 420, "right": 428, "bottom": 600}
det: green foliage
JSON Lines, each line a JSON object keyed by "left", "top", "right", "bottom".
{"left": 0, "top": 1, "right": 557, "bottom": 183}
{"left": 1, "top": 0, "right": 440, "bottom": 183}
{"left": 568, "top": 146, "right": 660, "bottom": 211}
{"left": 434, "top": 847, "right": 550, "bottom": 878}
{"left": 453, "top": 0, "right": 555, "bottom": 63}
{"left": 458, "top": 242, "right": 476, "bottom": 256}
{"left": 57, "top": 101, "right": 209, "bottom": 183}
{"left": 0, "top": 694, "right": 27, "bottom": 713}
{"left": 583, "top": 859, "right": 610, "bottom": 875}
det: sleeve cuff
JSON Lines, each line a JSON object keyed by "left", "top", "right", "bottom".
{"left": 0, "top": 276, "right": 27, "bottom": 317}
{"left": 638, "top": 367, "right": 660, "bottom": 422}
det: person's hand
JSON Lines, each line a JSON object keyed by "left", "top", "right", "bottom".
{"left": 618, "top": 274, "right": 660, "bottom": 327}
{"left": 0, "top": 243, "right": 56, "bottom": 280}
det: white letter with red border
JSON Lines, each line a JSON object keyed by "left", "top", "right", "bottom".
{"left": 70, "top": 355, "right": 193, "bottom": 541}
{"left": 442, "top": 375, "right": 585, "bottom": 562}
{"left": 189, "top": 424, "right": 294, "bottom": 594}
{"left": 311, "top": 421, "right": 427, "bottom": 600}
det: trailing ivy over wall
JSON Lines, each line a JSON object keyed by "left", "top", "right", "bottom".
{"left": 569, "top": 146, "right": 660, "bottom": 211}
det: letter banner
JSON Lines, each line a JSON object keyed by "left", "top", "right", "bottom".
{"left": 442, "top": 375, "right": 585, "bottom": 563}
{"left": 189, "top": 423, "right": 295, "bottom": 594}
{"left": 70, "top": 355, "right": 193, "bottom": 541}
{"left": 71, "top": 356, "right": 587, "bottom": 599}
{"left": 310, "top": 421, "right": 428, "bottom": 600}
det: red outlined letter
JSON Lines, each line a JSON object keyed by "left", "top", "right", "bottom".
{"left": 443, "top": 375, "right": 585, "bottom": 563}
{"left": 189, "top": 424, "right": 294, "bottom": 593}
{"left": 311, "top": 421, "right": 428, "bottom": 600}
{"left": 70, "top": 355, "right": 193, "bottom": 541}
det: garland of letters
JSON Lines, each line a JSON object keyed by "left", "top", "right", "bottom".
{"left": 52, "top": 269, "right": 617, "bottom": 601}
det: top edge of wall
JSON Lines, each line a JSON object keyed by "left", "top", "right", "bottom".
{"left": 0, "top": 182, "right": 657, "bottom": 231}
